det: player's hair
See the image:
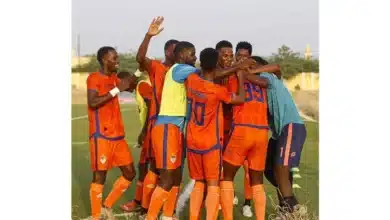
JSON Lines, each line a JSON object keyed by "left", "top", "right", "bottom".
{"left": 250, "top": 56, "right": 269, "bottom": 65}
{"left": 236, "top": 41, "right": 252, "bottom": 55}
{"left": 200, "top": 48, "right": 219, "bottom": 71}
{"left": 164, "top": 39, "right": 179, "bottom": 51}
{"left": 97, "top": 46, "right": 116, "bottom": 66}
{"left": 174, "top": 41, "right": 195, "bottom": 57}
{"left": 215, "top": 40, "right": 233, "bottom": 50}
{"left": 117, "top": 71, "right": 131, "bottom": 79}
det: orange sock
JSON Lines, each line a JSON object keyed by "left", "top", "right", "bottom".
{"left": 135, "top": 181, "right": 144, "bottom": 202}
{"left": 190, "top": 181, "right": 205, "bottom": 220}
{"left": 103, "top": 176, "right": 132, "bottom": 208}
{"left": 163, "top": 186, "right": 179, "bottom": 217}
{"left": 146, "top": 186, "right": 169, "bottom": 220}
{"left": 220, "top": 181, "right": 234, "bottom": 220}
{"left": 142, "top": 171, "right": 158, "bottom": 209}
{"left": 90, "top": 183, "right": 104, "bottom": 219}
{"left": 252, "top": 184, "right": 266, "bottom": 220}
{"left": 205, "top": 186, "right": 220, "bottom": 220}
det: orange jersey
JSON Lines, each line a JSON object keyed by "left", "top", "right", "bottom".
{"left": 217, "top": 77, "right": 234, "bottom": 138}
{"left": 146, "top": 60, "right": 169, "bottom": 119}
{"left": 138, "top": 81, "right": 153, "bottom": 103}
{"left": 227, "top": 74, "right": 268, "bottom": 128}
{"left": 185, "top": 74, "right": 234, "bottom": 152}
{"left": 87, "top": 72, "right": 125, "bottom": 139}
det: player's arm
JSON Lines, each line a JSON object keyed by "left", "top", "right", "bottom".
{"left": 87, "top": 76, "right": 130, "bottom": 109}
{"left": 136, "top": 17, "right": 164, "bottom": 70}
{"left": 229, "top": 70, "right": 246, "bottom": 104}
{"left": 249, "top": 64, "right": 282, "bottom": 79}
{"left": 214, "top": 58, "right": 257, "bottom": 79}
{"left": 245, "top": 74, "right": 270, "bottom": 88}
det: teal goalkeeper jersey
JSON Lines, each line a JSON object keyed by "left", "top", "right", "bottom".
{"left": 259, "top": 72, "right": 304, "bottom": 138}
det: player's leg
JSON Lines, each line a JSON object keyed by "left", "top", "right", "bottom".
{"left": 204, "top": 149, "right": 222, "bottom": 220}
{"left": 246, "top": 130, "right": 269, "bottom": 220}
{"left": 103, "top": 139, "right": 135, "bottom": 214}
{"left": 242, "top": 160, "right": 253, "bottom": 217}
{"left": 220, "top": 161, "right": 240, "bottom": 220}
{"left": 274, "top": 123, "right": 306, "bottom": 213}
{"left": 140, "top": 158, "right": 159, "bottom": 215}
{"left": 187, "top": 151, "right": 205, "bottom": 220}
{"left": 147, "top": 124, "right": 183, "bottom": 219}
{"left": 220, "top": 127, "right": 248, "bottom": 220}
{"left": 89, "top": 137, "right": 109, "bottom": 220}
{"left": 121, "top": 146, "right": 149, "bottom": 212}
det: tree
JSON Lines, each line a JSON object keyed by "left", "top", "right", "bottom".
{"left": 71, "top": 53, "right": 141, "bottom": 73}
{"left": 267, "top": 45, "right": 319, "bottom": 79}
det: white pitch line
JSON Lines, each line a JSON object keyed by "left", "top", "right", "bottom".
{"left": 72, "top": 108, "right": 132, "bottom": 121}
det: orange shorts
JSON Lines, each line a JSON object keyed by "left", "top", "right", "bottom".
{"left": 187, "top": 148, "right": 222, "bottom": 181}
{"left": 223, "top": 126, "right": 268, "bottom": 171}
{"left": 139, "top": 121, "right": 155, "bottom": 164}
{"left": 151, "top": 123, "right": 183, "bottom": 170}
{"left": 89, "top": 137, "right": 133, "bottom": 171}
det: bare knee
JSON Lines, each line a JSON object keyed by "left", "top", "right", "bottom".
{"left": 206, "top": 179, "right": 219, "bottom": 187}
{"left": 159, "top": 170, "right": 174, "bottom": 191}
{"left": 93, "top": 171, "right": 107, "bottom": 185}
{"left": 249, "top": 169, "right": 264, "bottom": 186}
{"left": 120, "top": 164, "right": 136, "bottom": 181}
{"left": 222, "top": 161, "right": 240, "bottom": 181}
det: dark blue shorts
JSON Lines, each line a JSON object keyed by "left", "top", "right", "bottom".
{"left": 264, "top": 123, "right": 306, "bottom": 187}
{"left": 267, "top": 123, "right": 306, "bottom": 168}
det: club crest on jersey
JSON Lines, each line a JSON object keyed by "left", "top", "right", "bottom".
{"left": 100, "top": 155, "right": 107, "bottom": 164}
{"left": 170, "top": 154, "right": 177, "bottom": 163}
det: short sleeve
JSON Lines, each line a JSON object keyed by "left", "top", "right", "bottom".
{"left": 87, "top": 74, "right": 100, "bottom": 92}
{"left": 172, "top": 64, "right": 199, "bottom": 83}
{"left": 215, "top": 86, "right": 233, "bottom": 104}
{"left": 148, "top": 60, "right": 164, "bottom": 78}
{"left": 187, "top": 74, "right": 233, "bottom": 104}
{"left": 138, "top": 82, "right": 153, "bottom": 100}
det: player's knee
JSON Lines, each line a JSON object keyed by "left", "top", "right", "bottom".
{"left": 159, "top": 170, "right": 174, "bottom": 191}
{"left": 93, "top": 171, "right": 107, "bottom": 185}
{"left": 121, "top": 165, "right": 136, "bottom": 181}
{"left": 249, "top": 170, "right": 263, "bottom": 186}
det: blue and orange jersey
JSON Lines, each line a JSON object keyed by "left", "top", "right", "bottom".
{"left": 87, "top": 72, "right": 125, "bottom": 139}
{"left": 145, "top": 60, "right": 170, "bottom": 120}
{"left": 227, "top": 74, "right": 268, "bottom": 128}
{"left": 185, "top": 74, "right": 234, "bottom": 152}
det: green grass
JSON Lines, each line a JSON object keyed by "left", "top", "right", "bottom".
{"left": 72, "top": 104, "right": 319, "bottom": 219}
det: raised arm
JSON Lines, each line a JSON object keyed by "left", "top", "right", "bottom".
{"left": 245, "top": 74, "right": 269, "bottom": 88}
{"left": 229, "top": 70, "right": 246, "bottom": 104}
{"left": 249, "top": 64, "right": 281, "bottom": 79}
{"left": 136, "top": 16, "right": 164, "bottom": 70}
{"left": 214, "top": 58, "right": 256, "bottom": 79}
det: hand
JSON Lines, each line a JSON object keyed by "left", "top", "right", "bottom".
{"left": 237, "top": 58, "right": 256, "bottom": 70}
{"left": 117, "top": 77, "right": 131, "bottom": 92}
{"left": 147, "top": 16, "right": 164, "bottom": 36}
{"left": 236, "top": 70, "right": 246, "bottom": 79}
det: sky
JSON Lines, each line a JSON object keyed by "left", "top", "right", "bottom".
{"left": 72, "top": 0, "right": 318, "bottom": 58}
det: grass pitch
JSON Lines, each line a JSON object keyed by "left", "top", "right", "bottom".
{"left": 72, "top": 104, "right": 319, "bottom": 219}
